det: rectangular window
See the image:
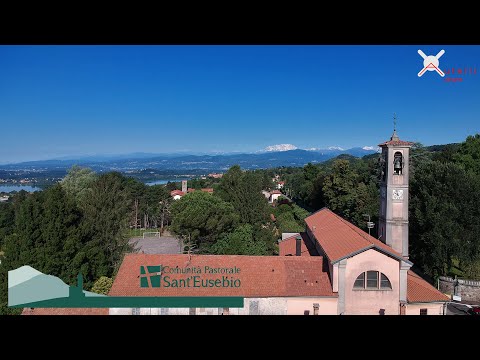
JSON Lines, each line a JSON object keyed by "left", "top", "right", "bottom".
{"left": 189, "top": 308, "right": 196, "bottom": 315}
{"left": 132, "top": 308, "right": 140, "bottom": 315}
{"left": 313, "top": 303, "right": 319, "bottom": 315}
{"left": 354, "top": 272, "right": 365, "bottom": 288}
{"left": 223, "top": 307, "right": 230, "bottom": 315}
{"left": 304, "top": 310, "right": 310, "bottom": 315}
{"left": 380, "top": 273, "right": 392, "bottom": 289}
{"left": 367, "top": 271, "right": 379, "bottom": 288}
{"left": 420, "top": 308, "right": 428, "bottom": 315}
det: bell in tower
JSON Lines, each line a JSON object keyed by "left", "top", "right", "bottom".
{"left": 393, "top": 152, "right": 403, "bottom": 175}
{"left": 378, "top": 115, "right": 414, "bottom": 258}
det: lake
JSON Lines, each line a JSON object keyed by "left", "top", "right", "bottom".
{"left": 0, "top": 184, "right": 42, "bottom": 193}
{"left": 145, "top": 179, "right": 189, "bottom": 186}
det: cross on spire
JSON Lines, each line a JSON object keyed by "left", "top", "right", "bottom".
{"left": 391, "top": 113, "right": 399, "bottom": 141}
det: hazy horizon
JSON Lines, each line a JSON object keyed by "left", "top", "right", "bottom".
{"left": 1, "top": 45, "right": 479, "bottom": 163}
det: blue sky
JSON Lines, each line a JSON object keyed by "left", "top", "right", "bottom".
{"left": 0, "top": 45, "right": 479, "bottom": 163}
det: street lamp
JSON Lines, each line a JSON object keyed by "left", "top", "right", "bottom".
{"left": 363, "top": 213, "right": 375, "bottom": 236}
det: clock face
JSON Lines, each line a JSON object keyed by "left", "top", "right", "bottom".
{"left": 392, "top": 189, "right": 404, "bottom": 200}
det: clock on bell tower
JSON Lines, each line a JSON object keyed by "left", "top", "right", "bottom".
{"left": 378, "top": 117, "right": 413, "bottom": 258}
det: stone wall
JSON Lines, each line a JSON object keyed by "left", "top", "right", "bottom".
{"left": 439, "top": 276, "right": 480, "bottom": 303}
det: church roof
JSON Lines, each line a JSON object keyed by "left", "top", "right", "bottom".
{"left": 305, "top": 208, "right": 412, "bottom": 265}
{"left": 378, "top": 130, "right": 414, "bottom": 147}
{"left": 109, "top": 254, "right": 336, "bottom": 298}
{"left": 407, "top": 271, "right": 450, "bottom": 303}
{"left": 378, "top": 139, "right": 415, "bottom": 147}
{"left": 278, "top": 232, "right": 319, "bottom": 257}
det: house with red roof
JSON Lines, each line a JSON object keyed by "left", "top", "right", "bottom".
{"left": 269, "top": 190, "right": 283, "bottom": 203}
{"left": 170, "top": 190, "right": 185, "bottom": 200}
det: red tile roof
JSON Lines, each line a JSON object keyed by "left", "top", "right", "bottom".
{"left": 279, "top": 233, "right": 319, "bottom": 257}
{"left": 278, "top": 181, "right": 285, "bottom": 184}
{"left": 407, "top": 271, "right": 450, "bottom": 303}
{"left": 187, "top": 188, "right": 195, "bottom": 193}
{"left": 305, "top": 208, "right": 409, "bottom": 264}
{"left": 378, "top": 140, "right": 414, "bottom": 147}
{"left": 270, "top": 190, "right": 282, "bottom": 195}
{"left": 22, "top": 308, "right": 108, "bottom": 315}
{"left": 109, "top": 254, "right": 335, "bottom": 298}
{"left": 201, "top": 188, "right": 214, "bottom": 193}
{"left": 170, "top": 190, "right": 185, "bottom": 196}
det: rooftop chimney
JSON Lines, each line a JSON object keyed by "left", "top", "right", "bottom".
{"left": 295, "top": 235, "right": 302, "bottom": 256}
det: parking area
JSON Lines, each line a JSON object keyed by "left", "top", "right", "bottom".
{"left": 129, "top": 236, "right": 182, "bottom": 254}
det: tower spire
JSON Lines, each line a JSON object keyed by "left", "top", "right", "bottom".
{"left": 391, "top": 113, "right": 399, "bottom": 141}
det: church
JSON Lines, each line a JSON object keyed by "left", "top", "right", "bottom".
{"left": 23, "top": 129, "right": 449, "bottom": 315}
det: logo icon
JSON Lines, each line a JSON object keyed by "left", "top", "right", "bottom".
{"left": 417, "top": 49, "right": 445, "bottom": 77}
{"left": 140, "top": 265, "right": 162, "bottom": 288}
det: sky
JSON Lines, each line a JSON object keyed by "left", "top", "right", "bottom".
{"left": 0, "top": 45, "right": 479, "bottom": 163}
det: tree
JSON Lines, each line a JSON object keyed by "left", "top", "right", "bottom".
{"left": 2, "top": 185, "right": 83, "bottom": 284}
{"left": 0, "top": 202, "right": 14, "bottom": 248}
{"left": 60, "top": 165, "right": 97, "bottom": 207}
{"left": 217, "top": 165, "right": 270, "bottom": 226}
{"left": 81, "top": 172, "right": 132, "bottom": 286}
{"left": 211, "top": 225, "right": 268, "bottom": 255}
{"left": 170, "top": 191, "right": 239, "bottom": 252}
{"left": 276, "top": 211, "right": 304, "bottom": 233}
{"left": 409, "top": 161, "right": 480, "bottom": 278}
{"left": 322, "top": 160, "right": 358, "bottom": 221}
{"left": 90, "top": 276, "right": 114, "bottom": 295}
{"left": 453, "top": 134, "right": 480, "bottom": 175}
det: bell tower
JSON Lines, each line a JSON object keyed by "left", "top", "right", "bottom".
{"left": 378, "top": 116, "right": 414, "bottom": 258}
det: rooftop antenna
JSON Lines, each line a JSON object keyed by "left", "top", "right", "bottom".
{"left": 363, "top": 214, "right": 375, "bottom": 236}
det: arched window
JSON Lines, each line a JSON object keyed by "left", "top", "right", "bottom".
{"left": 353, "top": 271, "right": 392, "bottom": 290}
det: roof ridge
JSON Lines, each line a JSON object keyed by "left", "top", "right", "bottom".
{"left": 330, "top": 210, "right": 373, "bottom": 245}
{"left": 124, "top": 253, "right": 324, "bottom": 261}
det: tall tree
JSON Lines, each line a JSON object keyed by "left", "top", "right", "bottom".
{"left": 170, "top": 191, "right": 238, "bottom": 252}
{"left": 409, "top": 161, "right": 480, "bottom": 278}
{"left": 60, "top": 165, "right": 97, "bottom": 207}
{"left": 453, "top": 133, "right": 480, "bottom": 175}
{"left": 322, "top": 159, "right": 358, "bottom": 221}
{"left": 217, "top": 165, "right": 270, "bottom": 226}
{"left": 81, "top": 172, "right": 132, "bottom": 283}
{"left": 0, "top": 202, "right": 14, "bottom": 248}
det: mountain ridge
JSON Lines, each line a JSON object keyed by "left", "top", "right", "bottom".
{"left": 0, "top": 147, "right": 378, "bottom": 171}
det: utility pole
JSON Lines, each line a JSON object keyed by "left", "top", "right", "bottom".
{"left": 363, "top": 213, "right": 375, "bottom": 236}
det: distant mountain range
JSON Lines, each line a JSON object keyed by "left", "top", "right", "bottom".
{"left": 0, "top": 147, "right": 379, "bottom": 172}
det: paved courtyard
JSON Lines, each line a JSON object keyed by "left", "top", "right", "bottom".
{"left": 129, "top": 236, "right": 182, "bottom": 254}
